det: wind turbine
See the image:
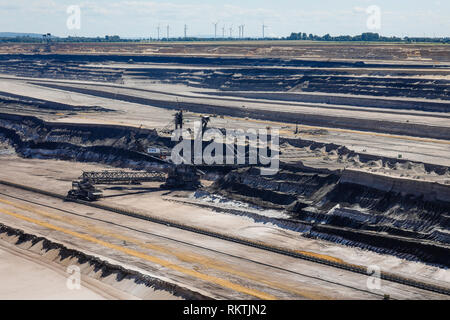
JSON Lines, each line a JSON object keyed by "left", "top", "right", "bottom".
{"left": 213, "top": 22, "right": 219, "bottom": 39}
{"left": 262, "top": 23, "right": 268, "bottom": 39}
{"left": 184, "top": 24, "right": 188, "bottom": 38}
{"left": 157, "top": 24, "right": 160, "bottom": 41}
{"left": 229, "top": 25, "right": 233, "bottom": 38}
{"left": 166, "top": 24, "right": 170, "bottom": 40}
{"left": 241, "top": 24, "right": 245, "bottom": 38}
{"left": 222, "top": 25, "right": 226, "bottom": 38}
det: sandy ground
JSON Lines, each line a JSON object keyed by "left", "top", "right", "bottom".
{"left": 0, "top": 241, "right": 110, "bottom": 300}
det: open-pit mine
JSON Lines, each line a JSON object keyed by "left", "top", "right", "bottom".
{"left": 0, "top": 42, "right": 449, "bottom": 300}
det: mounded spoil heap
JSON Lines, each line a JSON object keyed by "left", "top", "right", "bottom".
{"left": 210, "top": 166, "right": 450, "bottom": 268}
{"left": 1, "top": 54, "right": 449, "bottom": 100}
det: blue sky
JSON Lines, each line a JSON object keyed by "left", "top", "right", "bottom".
{"left": 0, "top": 0, "right": 448, "bottom": 38}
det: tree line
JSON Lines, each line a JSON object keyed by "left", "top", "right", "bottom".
{"left": 285, "top": 32, "right": 449, "bottom": 43}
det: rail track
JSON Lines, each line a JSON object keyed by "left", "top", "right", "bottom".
{"left": 0, "top": 179, "right": 449, "bottom": 297}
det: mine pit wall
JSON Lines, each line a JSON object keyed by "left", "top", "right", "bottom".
{"left": 341, "top": 169, "right": 450, "bottom": 203}
{"left": 0, "top": 224, "right": 209, "bottom": 300}
{"left": 211, "top": 166, "right": 450, "bottom": 267}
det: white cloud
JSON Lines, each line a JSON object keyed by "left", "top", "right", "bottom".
{"left": 0, "top": 0, "right": 448, "bottom": 38}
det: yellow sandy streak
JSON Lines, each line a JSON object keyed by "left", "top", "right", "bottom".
{"left": 0, "top": 206, "right": 278, "bottom": 300}
{"left": 0, "top": 197, "right": 330, "bottom": 300}
{"left": 296, "top": 251, "right": 345, "bottom": 264}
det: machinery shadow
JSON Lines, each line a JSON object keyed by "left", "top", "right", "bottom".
{"left": 101, "top": 187, "right": 162, "bottom": 198}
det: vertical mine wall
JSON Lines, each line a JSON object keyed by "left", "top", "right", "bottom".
{"left": 340, "top": 169, "right": 450, "bottom": 203}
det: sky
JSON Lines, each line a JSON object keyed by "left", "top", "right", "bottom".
{"left": 0, "top": 0, "right": 448, "bottom": 38}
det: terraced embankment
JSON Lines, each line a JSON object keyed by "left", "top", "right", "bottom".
{"left": 123, "top": 66, "right": 450, "bottom": 99}
{"left": 0, "top": 53, "right": 449, "bottom": 99}
{"left": 210, "top": 166, "right": 450, "bottom": 268}
{"left": 25, "top": 82, "right": 450, "bottom": 141}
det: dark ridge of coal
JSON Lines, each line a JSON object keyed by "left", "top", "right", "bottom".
{"left": 121, "top": 67, "right": 450, "bottom": 100}
{"left": 0, "top": 91, "right": 113, "bottom": 113}
{"left": 202, "top": 91, "right": 450, "bottom": 114}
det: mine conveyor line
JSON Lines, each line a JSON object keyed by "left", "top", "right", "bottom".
{"left": 80, "top": 170, "right": 166, "bottom": 185}
{"left": 0, "top": 178, "right": 449, "bottom": 297}
{"left": 67, "top": 170, "right": 167, "bottom": 201}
